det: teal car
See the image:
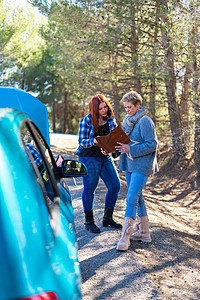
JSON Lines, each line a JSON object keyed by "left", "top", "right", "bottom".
{"left": 0, "top": 108, "right": 87, "bottom": 300}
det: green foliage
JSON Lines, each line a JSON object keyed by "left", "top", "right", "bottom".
{"left": 0, "top": 0, "right": 47, "bottom": 87}
{"left": 1, "top": 0, "right": 200, "bottom": 157}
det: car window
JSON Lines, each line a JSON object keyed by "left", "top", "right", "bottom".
{"left": 20, "top": 120, "right": 59, "bottom": 204}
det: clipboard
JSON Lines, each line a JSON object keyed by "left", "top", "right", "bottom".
{"left": 95, "top": 125, "right": 131, "bottom": 153}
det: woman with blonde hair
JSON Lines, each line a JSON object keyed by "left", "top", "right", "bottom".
{"left": 115, "top": 91, "right": 158, "bottom": 251}
{"left": 75, "top": 94, "right": 121, "bottom": 233}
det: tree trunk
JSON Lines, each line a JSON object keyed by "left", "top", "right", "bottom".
{"left": 180, "top": 65, "right": 192, "bottom": 148}
{"left": 150, "top": 0, "right": 160, "bottom": 125}
{"left": 108, "top": 43, "right": 121, "bottom": 124}
{"left": 191, "top": 22, "right": 200, "bottom": 178}
{"left": 21, "top": 71, "right": 25, "bottom": 90}
{"left": 63, "top": 90, "right": 67, "bottom": 133}
{"left": 112, "top": 81, "right": 121, "bottom": 125}
{"left": 160, "top": 0, "right": 184, "bottom": 160}
{"left": 52, "top": 99, "right": 56, "bottom": 132}
{"left": 112, "top": 56, "right": 120, "bottom": 125}
{"left": 64, "top": 90, "right": 71, "bottom": 133}
{"left": 130, "top": 3, "right": 143, "bottom": 97}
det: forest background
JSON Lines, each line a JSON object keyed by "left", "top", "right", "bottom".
{"left": 1, "top": 0, "right": 200, "bottom": 183}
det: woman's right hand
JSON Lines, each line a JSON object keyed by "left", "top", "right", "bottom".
{"left": 101, "top": 148, "right": 109, "bottom": 156}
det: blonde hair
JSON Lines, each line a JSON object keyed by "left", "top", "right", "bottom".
{"left": 121, "top": 91, "right": 143, "bottom": 106}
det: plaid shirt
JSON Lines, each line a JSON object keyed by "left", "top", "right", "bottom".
{"left": 75, "top": 113, "right": 117, "bottom": 155}
{"left": 25, "top": 144, "right": 43, "bottom": 167}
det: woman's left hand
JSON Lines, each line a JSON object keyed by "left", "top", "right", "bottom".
{"left": 115, "top": 142, "right": 130, "bottom": 153}
{"left": 94, "top": 138, "right": 98, "bottom": 145}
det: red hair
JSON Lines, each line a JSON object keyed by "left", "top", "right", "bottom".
{"left": 89, "top": 94, "right": 114, "bottom": 132}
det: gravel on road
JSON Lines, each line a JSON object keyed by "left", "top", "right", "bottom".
{"left": 51, "top": 137, "right": 200, "bottom": 300}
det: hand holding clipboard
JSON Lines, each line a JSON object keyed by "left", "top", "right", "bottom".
{"left": 95, "top": 126, "right": 131, "bottom": 153}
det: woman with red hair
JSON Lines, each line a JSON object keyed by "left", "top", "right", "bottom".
{"left": 75, "top": 94, "right": 121, "bottom": 233}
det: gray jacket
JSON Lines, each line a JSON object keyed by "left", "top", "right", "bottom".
{"left": 117, "top": 115, "right": 158, "bottom": 176}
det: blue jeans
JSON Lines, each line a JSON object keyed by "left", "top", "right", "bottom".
{"left": 125, "top": 172, "right": 148, "bottom": 220}
{"left": 79, "top": 156, "right": 121, "bottom": 212}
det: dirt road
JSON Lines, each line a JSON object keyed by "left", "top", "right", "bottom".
{"left": 51, "top": 134, "right": 200, "bottom": 300}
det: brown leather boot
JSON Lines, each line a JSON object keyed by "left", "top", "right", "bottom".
{"left": 116, "top": 217, "right": 136, "bottom": 251}
{"left": 130, "top": 216, "right": 151, "bottom": 243}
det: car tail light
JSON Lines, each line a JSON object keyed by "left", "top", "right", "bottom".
{"left": 21, "top": 291, "right": 59, "bottom": 300}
